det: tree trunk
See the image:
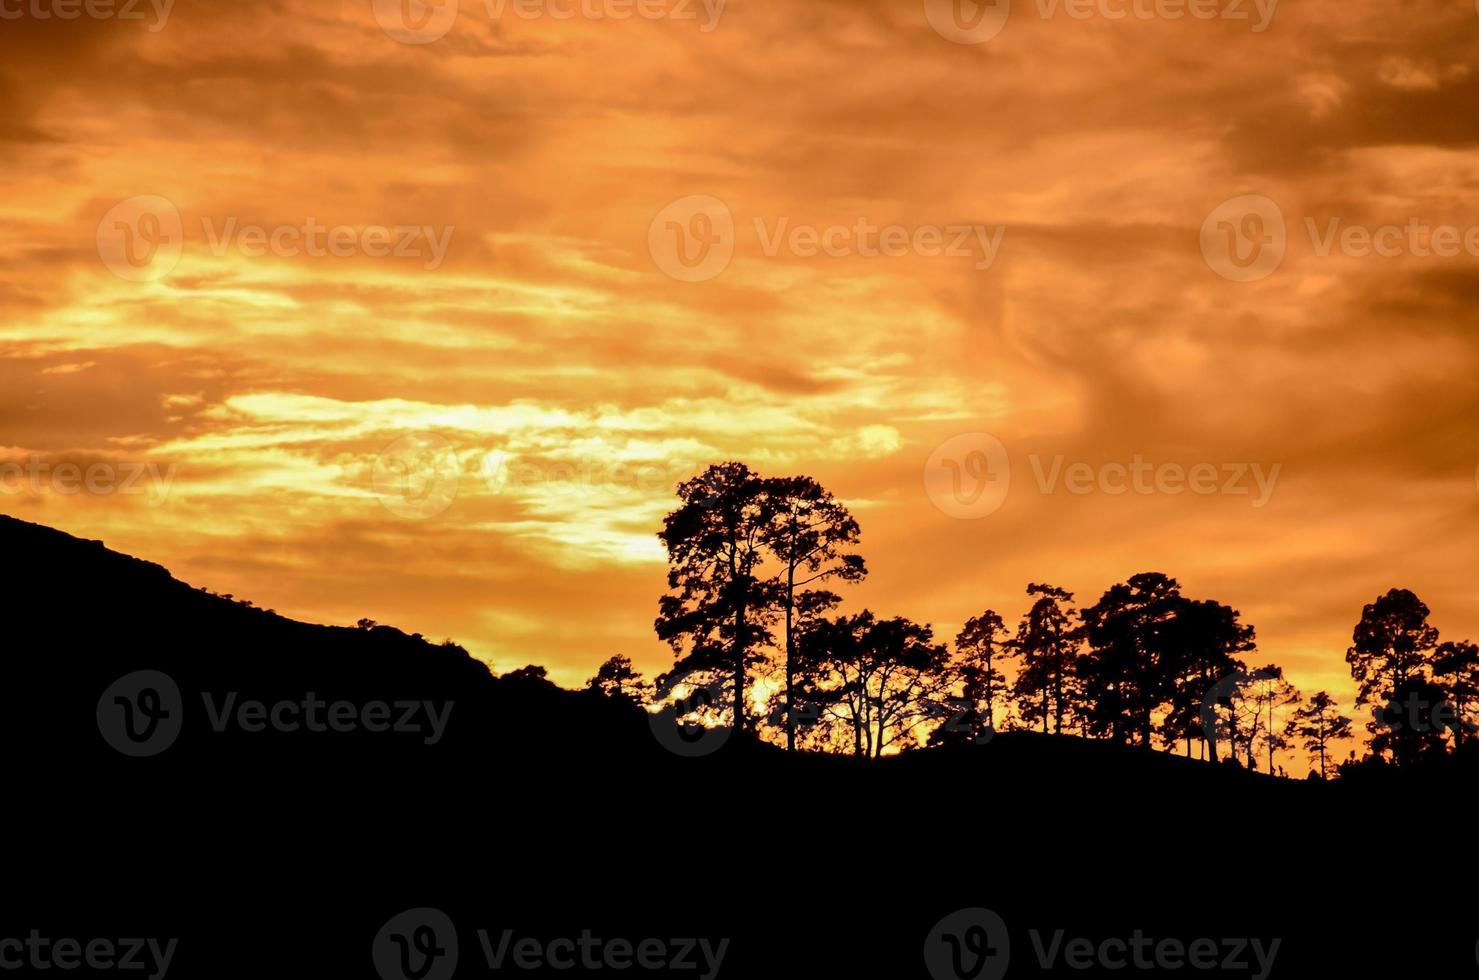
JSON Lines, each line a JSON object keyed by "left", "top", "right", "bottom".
{"left": 1052, "top": 673, "right": 1063, "bottom": 735}
{"left": 784, "top": 560, "right": 795, "bottom": 752}
{"left": 733, "top": 598, "right": 747, "bottom": 732}
{"left": 984, "top": 660, "right": 995, "bottom": 729}
{"left": 1207, "top": 703, "right": 1219, "bottom": 763}
{"left": 726, "top": 539, "right": 747, "bottom": 735}
{"left": 1267, "top": 701, "right": 1274, "bottom": 774}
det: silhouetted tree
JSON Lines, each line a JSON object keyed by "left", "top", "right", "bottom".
{"left": 925, "top": 673, "right": 993, "bottom": 748}
{"left": 1011, "top": 584, "right": 1082, "bottom": 734}
{"left": 656, "top": 462, "right": 779, "bottom": 732}
{"left": 1208, "top": 667, "right": 1293, "bottom": 770}
{"left": 587, "top": 655, "right": 651, "bottom": 704}
{"left": 799, "top": 611, "right": 951, "bottom": 758}
{"left": 1206, "top": 671, "right": 1252, "bottom": 767}
{"left": 1372, "top": 676, "right": 1452, "bottom": 766}
{"left": 1285, "top": 691, "right": 1352, "bottom": 780}
{"left": 1162, "top": 598, "right": 1253, "bottom": 760}
{"left": 502, "top": 664, "right": 553, "bottom": 690}
{"left": 761, "top": 475, "right": 866, "bottom": 752}
{"left": 1432, "top": 640, "right": 1479, "bottom": 749}
{"left": 1347, "top": 588, "right": 1438, "bottom": 711}
{"left": 927, "top": 611, "right": 1008, "bottom": 748}
{"left": 1079, "top": 573, "right": 1183, "bottom": 745}
{"left": 1245, "top": 667, "right": 1300, "bottom": 774}
{"left": 954, "top": 609, "right": 1011, "bottom": 731}
{"left": 766, "top": 588, "right": 842, "bottom": 747}
{"left": 1346, "top": 589, "right": 1440, "bottom": 764}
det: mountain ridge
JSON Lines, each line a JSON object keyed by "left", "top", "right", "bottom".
{"left": 3, "top": 511, "right": 1473, "bottom": 977}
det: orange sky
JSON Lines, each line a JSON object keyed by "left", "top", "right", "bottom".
{"left": 4, "top": 0, "right": 1479, "bottom": 761}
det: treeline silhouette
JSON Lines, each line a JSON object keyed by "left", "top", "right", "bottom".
{"left": 4, "top": 507, "right": 1478, "bottom": 976}
{"left": 587, "top": 461, "right": 1479, "bottom": 781}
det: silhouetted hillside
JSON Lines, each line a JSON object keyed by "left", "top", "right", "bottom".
{"left": 2, "top": 514, "right": 1474, "bottom": 978}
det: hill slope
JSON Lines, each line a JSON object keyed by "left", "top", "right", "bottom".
{"left": 1, "top": 514, "right": 1471, "bottom": 978}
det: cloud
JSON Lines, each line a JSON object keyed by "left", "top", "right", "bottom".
{"left": 3, "top": 0, "right": 1478, "bottom": 721}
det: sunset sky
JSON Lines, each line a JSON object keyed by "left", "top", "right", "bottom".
{"left": 5, "top": 0, "right": 1479, "bottom": 756}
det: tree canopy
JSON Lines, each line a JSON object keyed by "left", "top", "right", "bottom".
{"left": 639, "top": 461, "right": 1471, "bottom": 775}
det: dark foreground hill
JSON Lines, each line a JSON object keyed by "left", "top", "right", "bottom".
{"left": 0, "top": 513, "right": 1472, "bottom": 978}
